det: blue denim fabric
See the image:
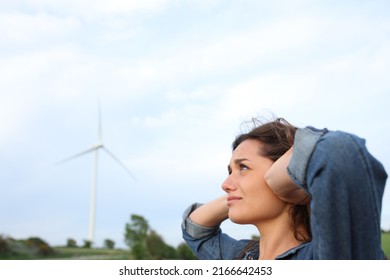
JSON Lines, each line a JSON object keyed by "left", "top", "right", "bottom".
{"left": 290, "top": 127, "right": 387, "bottom": 259}
{"left": 181, "top": 127, "right": 388, "bottom": 260}
{"left": 182, "top": 203, "right": 252, "bottom": 260}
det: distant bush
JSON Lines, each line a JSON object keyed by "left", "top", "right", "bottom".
{"left": 104, "top": 239, "right": 115, "bottom": 249}
{"left": 0, "top": 235, "right": 10, "bottom": 255}
{"left": 83, "top": 240, "right": 92, "bottom": 248}
{"left": 0, "top": 235, "right": 55, "bottom": 259}
{"left": 24, "top": 237, "right": 55, "bottom": 256}
{"left": 66, "top": 238, "right": 78, "bottom": 248}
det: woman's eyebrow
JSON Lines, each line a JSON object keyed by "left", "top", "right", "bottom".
{"left": 227, "top": 158, "right": 250, "bottom": 173}
{"left": 234, "top": 158, "right": 249, "bottom": 164}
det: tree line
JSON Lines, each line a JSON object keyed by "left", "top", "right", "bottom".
{"left": 0, "top": 214, "right": 197, "bottom": 260}
{"left": 124, "top": 214, "right": 196, "bottom": 259}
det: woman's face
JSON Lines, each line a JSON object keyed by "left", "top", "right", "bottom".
{"left": 222, "top": 139, "right": 288, "bottom": 225}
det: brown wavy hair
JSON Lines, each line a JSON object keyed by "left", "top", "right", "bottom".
{"left": 232, "top": 117, "right": 311, "bottom": 242}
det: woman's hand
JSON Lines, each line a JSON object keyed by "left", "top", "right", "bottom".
{"left": 264, "top": 148, "right": 310, "bottom": 205}
{"left": 189, "top": 195, "right": 229, "bottom": 227}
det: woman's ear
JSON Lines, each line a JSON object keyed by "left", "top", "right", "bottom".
{"left": 264, "top": 148, "right": 310, "bottom": 205}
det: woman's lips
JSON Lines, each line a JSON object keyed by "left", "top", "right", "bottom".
{"left": 227, "top": 196, "right": 242, "bottom": 206}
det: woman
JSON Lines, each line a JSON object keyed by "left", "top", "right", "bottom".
{"left": 181, "top": 118, "right": 387, "bottom": 259}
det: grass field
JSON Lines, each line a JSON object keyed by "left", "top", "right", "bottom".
{"left": 51, "top": 247, "right": 133, "bottom": 260}
{"left": 381, "top": 232, "right": 390, "bottom": 259}
{"left": 0, "top": 247, "right": 133, "bottom": 260}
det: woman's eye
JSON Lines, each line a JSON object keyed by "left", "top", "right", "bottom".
{"left": 239, "top": 164, "right": 248, "bottom": 171}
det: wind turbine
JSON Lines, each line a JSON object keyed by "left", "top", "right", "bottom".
{"left": 57, "top": 102, "right": 136, "bottom": 245}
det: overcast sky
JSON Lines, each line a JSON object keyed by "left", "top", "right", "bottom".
{"left": 1, "top": 0, "right": 389, "bottom": 249}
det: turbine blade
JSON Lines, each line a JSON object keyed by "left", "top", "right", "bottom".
{"left": 56, "top": 146, "right": 98, "bottom": 165}
{"left": 103, "top": 147, "right": 137, "bottom": 180}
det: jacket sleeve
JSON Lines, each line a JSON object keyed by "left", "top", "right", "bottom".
{"left": 287, "top": 127, "right": 387, "bottom": 259}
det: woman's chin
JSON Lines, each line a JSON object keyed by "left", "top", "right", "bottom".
{"left": 228, "top": 211, "right": 247, "bottom": 225}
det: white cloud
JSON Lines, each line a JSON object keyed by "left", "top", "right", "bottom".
{"left": 0, "top": 13, "right": 80, "bottom": 44}
{"left": 112, "top": 16, "right": 321, "bottom": 97}
{"left": 211, "top": 72, "right": 317, "bottom": 124}
{"left": 0, "top": 95, "right": 29, "bottom": 146}
{"left": 13, "top": 0, "right": 170, "bottom": 19}
{"left": 93, "top": 0, "right": 170, "bottom": 15}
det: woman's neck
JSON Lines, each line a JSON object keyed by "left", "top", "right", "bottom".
{"left": 255, "top": 212, "right": 304, "bottom": 260}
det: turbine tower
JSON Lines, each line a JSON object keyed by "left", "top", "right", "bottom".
{"left": 57, "top": 102, "right": 135, "bottom": 245}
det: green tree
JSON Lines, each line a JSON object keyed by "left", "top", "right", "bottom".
{"left": 251, "top": 234, "right": 260, "bottom": 241}
{"left": 145, "top": 230, "right": 165, "bottom": 259}
{"left": 0, "top": 235, "right": 9, "bottom": 256}
{"left": 83, "top": 240, "right": 92, "bottom": 248}
{"left": 104, "top": 239, "right": 115, "bottom": 249}
{"left": 125, "top": 214, "right": 150, "bottom": 259}
{"left": 146, "top": 230, "right": 177, "bottom": 259}
{"left": 24, "top": 237, "right": 54, "bottom": 256}
{"left": 66, "top": 238, "right": 77, "bottom": 248}
{"left": 176, "top": 242, "right": 197, "bottom": 260}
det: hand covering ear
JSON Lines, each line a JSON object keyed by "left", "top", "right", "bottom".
{"left": 264, "top": 148, "right": 310, "bottom": 205}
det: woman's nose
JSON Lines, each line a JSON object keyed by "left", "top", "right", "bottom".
{"left": 221, "top": 175, "right": 236, "bottom": 193}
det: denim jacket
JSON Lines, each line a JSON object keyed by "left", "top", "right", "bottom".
{"left": 181, "top": 127, "right": 387, "bottom": 260}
